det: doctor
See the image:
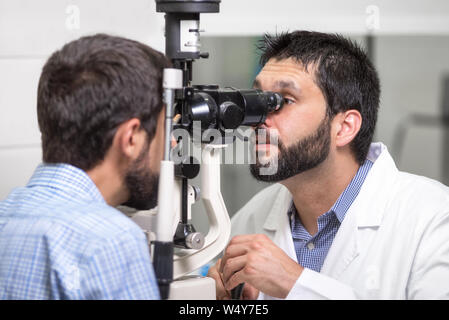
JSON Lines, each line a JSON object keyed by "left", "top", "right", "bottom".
{"left": 208, "top": 30, "right": 449, "bottom": 299}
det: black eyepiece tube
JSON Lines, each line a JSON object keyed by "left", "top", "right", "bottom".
{"left": 186, "top": 87, "right": 284, "bottom": 134}
{"left": 240, "top": 90, "right": 284, "bottom": 126}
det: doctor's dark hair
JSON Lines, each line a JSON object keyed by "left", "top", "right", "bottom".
{"left": 37, "top": 34, "right": 170, "bottom": 170}
{"left": 258, "top": 31, "right": 380, "bottom": 164}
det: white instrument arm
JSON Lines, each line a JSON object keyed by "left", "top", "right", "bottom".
{"left": 173, "top": 144, "right": 231, "bottom": 278}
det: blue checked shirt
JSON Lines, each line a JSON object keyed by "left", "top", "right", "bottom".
{"left": 289, "top": 159, "right": 373, "bottom": 272}
{"left": 0, "top": 163, "right": 160, "bottom": 299}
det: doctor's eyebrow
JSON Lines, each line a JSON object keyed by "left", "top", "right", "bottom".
{"left": 252, "top": 78, "right": 300, "bottom": 94}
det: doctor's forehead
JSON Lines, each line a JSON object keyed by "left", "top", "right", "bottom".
{"left": 253, "top": 78, "right": 299, "bottom": 92}
{"left": 253, "top": 58, "right": 314, "bottom": 91}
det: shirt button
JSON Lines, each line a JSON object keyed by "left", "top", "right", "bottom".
{"left": 307, "top": 242, "right": 315, "bottom": 250}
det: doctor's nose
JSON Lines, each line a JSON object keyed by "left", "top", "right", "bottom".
{"left": 256, "top": 112, "right": 275, "bottom": 130}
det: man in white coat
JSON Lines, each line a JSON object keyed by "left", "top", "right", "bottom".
{"left": 207, "top": 31, "right": 449, "bottom": 299}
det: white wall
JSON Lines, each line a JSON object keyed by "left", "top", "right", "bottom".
{"left": 203, "top": 0, "right": 449, "bottom": 36}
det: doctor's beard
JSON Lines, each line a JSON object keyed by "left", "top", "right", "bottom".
{"left": 250, "top": 114, "right": 331, "bottom": 182}
{"left": 122, "top": 140, "right": 159, "bottom": 210}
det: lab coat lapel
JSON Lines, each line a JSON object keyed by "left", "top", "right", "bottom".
{"left": 319, "top": 201, "right": 359, "bottom": 278}
{"left": 275, "top": 206, "right": 298, "bottom": 262}
{"left": 258, "top": 186, "right": 296, "bottom": 300}
{"left": 262, "top": 185, "right": 297, "bottom": 262}
{"left": 321, "top": 143, "right": 397, "bottom": 278}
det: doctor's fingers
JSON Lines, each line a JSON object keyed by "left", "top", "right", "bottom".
{"left": 228, "top": 233, "right": 271, "bottom": 246}
{"left": 224, "top": 266, "right": 253, "bottom": 292}
{"left": 207, "top": 259, "right": 231, "bottom": 300}
{"left": 222, "top": 255, "right": 247, "bottom": 284}
{"left": 242, "top": 283, "right": 260, "bottom": 300}
{"left": 207, "top": 258, "right": 222, "bottom": 282}
{"left": 220, "top": 245, "right": 250, "bottom": 273}
{"left": 220, "top": 236, "right": 269, "bottom": 273}
{"left": 216, "top": 273, "right": 231, "bottom": 300}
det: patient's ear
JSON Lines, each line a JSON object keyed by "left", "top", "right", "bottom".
{"left": 334, "top": 110, "right": 362, "bottom": 148}
{"left": 113, "top": 118, "right": 146, "bottom": 160}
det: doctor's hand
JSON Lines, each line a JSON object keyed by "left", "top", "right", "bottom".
{"left": 220, "top": 234, "right": 303, "bottom": 299}
{"left": 207, "top": 258, "right": 259, "bottom": 300}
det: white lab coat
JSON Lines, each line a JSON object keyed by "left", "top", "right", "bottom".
{"left": 230, "top": 142, "right": 449, "bottom": 299}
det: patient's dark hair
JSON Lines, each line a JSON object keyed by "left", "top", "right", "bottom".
{"left": 258, "top": 31, "right": 380, "bottom": 164}
{"left": 37, "top": 33, "right": 170, "bottom": 170}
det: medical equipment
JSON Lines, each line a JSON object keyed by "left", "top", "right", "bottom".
{"left": 131, "top": 0, "right": 284, "bottom": 300}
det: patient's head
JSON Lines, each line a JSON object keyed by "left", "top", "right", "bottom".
{"left": 37, "top": 34, "right": 171, "bottom": 209}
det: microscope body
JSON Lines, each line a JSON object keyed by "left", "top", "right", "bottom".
{"left": 146, "top": 0, "right": 284, "bottom": 300}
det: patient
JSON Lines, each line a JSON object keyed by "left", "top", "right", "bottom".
{"left": 0, "top": 34, "right": 170, "bottom": 299}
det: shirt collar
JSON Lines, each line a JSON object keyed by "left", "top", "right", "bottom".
{"left": 288, "top": 159, "right": 374, "bottom": 231}
{"left": 330, "top": 159, "right": 373, "bottom": 223}
{"left": 27, "top": 163, "right": 106, "bottom": 204}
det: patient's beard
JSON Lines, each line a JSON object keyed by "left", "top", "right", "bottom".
{"left": 122, "top": 142, "right": 159, "bottom": 210}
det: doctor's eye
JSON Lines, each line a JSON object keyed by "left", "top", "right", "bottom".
{"left": 283, "top": 97, "right": 295, "bottom": 105}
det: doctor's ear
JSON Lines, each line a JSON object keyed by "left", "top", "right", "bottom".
{"left": 333, "top": 110, "right": 362, "bottom": 148}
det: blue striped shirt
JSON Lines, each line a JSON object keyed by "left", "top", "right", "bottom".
{"left": 289, "top": 159, "right": 373, "bottom": 272}
{"left": 0, "top": 163, "right": 160, "bottom": 299}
